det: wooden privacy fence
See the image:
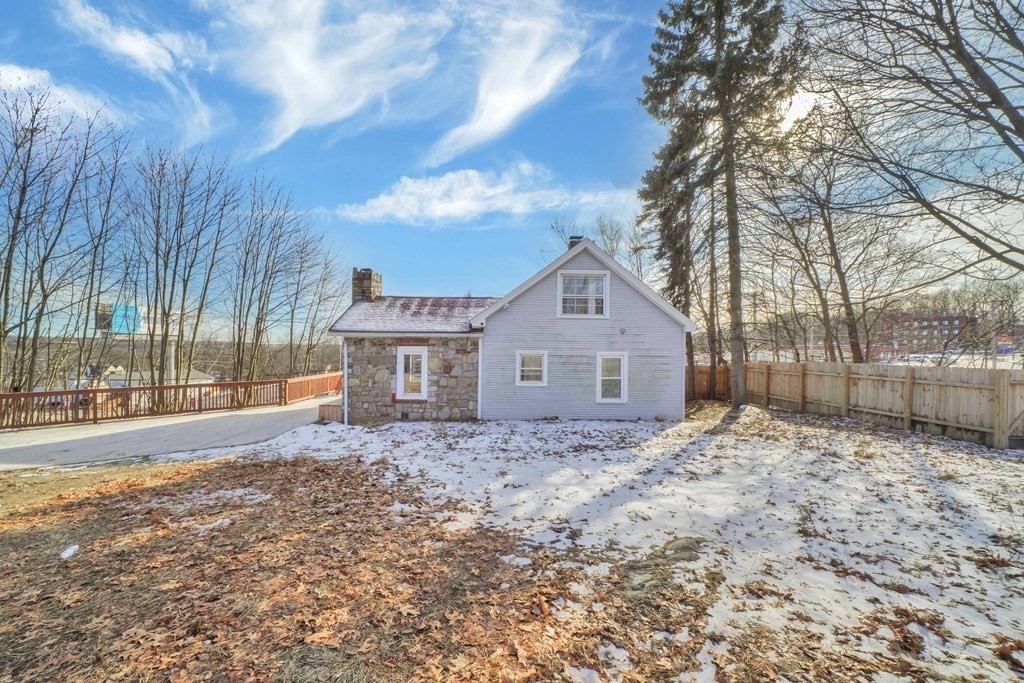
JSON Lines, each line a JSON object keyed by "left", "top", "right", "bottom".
{"left": 735, "top": 362, "right": 1022, "bottom": 449}
{"left": 0, "top": 371, "right": 342, "bottom": 431}
{"left": 687, "top": 365, "right": 730, "bottom": 402}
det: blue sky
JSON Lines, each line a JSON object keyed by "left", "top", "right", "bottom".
{"left": 1, "top": 0, "right": 667, "bottom": 299}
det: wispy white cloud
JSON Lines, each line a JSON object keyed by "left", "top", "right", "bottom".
{"left": 424, "top": 1, "right": 583, "bottom": 167}
{"left": 49, "top": 0, "right": 612, "bottom": 156}
{"left": 338, "top": 161, "right": 636, "bottom": 226}
{"left": 198, "top": 0, "right": 451, "bottom": 154}
{"left": 0, "top": 63, "right": 121, "bottom": 121}
{"left": 61, "top": 0, "right": 177, "bottom": 74}
{"left": 56, "top": 0, "right": 214, "bottom": 143}
{"left": 0, "top": 29, "right": 18, "bottom": 49}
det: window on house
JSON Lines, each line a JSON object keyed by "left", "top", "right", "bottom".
{"left": 396, "top": 346, "right": 427, "bottom": 400}
{"left": 558, "top": 271, "right": 608, "bottom": 317}
{"left": 597, "top": 353, "right": 627, "bottom": 403}
{"left": 516, "top": 351, "right": 547, "bottom": 386}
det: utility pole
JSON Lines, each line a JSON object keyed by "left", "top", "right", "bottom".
{"left": 168, "top": 340, "right": 177, "bottom": 385}
{"left": 991, "top": 311, "right": 1000, "bottom": 370}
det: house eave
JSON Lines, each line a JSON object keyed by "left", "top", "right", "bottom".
{"left": 328, "top": 330, "right": 483, "bottom": 338}
{"left": 469, "top": 238, "right": 697, "bottom": 332}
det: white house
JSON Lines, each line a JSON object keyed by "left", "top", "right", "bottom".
{"left": 326, "top": 237, "right": 695, "bottom": 424}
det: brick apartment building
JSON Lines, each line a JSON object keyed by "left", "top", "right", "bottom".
{"left": 886, "top": 314, "right": 977, "bottom": 356}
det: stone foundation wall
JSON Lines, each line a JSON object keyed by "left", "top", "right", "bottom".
{"left": 345, "top": 336, "right": 479, "bottom": 424}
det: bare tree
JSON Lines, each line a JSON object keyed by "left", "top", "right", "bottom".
{"left": 745, "top": 104, "right": 934, "bottom": 363}
{"left": 546, "top": 214, "right": 652, "bottom": 281}
{"left": 283, "top": 232, "right": 348, "bottom": 377}
{"left": 225, "top": 177, "right": 300, "bottom": 381}
{"left": 0, "top": 87, "right": 125, "bottom": 391}
{"left": 127, "top": 148, "right": 240, "bottom": 386}
{"left": 808, "top": 0, "right": 1024, "bottom": 273}
{"left": 1, "top": 84, "right": 348, "bottom": 392}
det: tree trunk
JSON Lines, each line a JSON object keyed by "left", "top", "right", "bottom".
{"left": 818, "top": 202, "right": 864, "bottom": 362}
{"left": 707, "top": 191, "right": 720, "bottom": 401}
{"left": 682, "top": 201, "right": 697, "bottom": 402}
{"left": 722, "top": 118, "right": 747, "bottom": 406}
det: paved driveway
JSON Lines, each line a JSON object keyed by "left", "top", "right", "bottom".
{"left": 0, "top": 397, "right": 336, "bottom": 470}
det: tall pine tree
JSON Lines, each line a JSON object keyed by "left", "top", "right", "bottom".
{"left": 640, "top": 0, "right": 803, "bottom": 406}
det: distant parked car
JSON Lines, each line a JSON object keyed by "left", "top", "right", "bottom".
{"left": 39, "top": 381, "right": 109, "bottom": 410}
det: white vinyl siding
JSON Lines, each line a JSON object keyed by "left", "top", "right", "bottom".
{"left": 516, "top": 351, "right": 547, "bottom": 386}
{"left": 480, "top": 250, "right": 685, "bottom": 420}
{"left": 557, "top": 270, "right": 609, "bottom": 318}
{"left": 396, "top": 346, "right": 427, "bottom": 400}
{"left": 597, "top": 353, "right": 627, "bottom": 402}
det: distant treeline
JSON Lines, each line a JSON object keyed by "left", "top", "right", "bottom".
{"left": 0, "top": 88, "right": 347, "bottom": 392}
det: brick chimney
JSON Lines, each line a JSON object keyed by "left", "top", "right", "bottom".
{"left": 352, "top": 268, "right": 382, "bottom": 303}
{"left": 568, "top": 235, "right": 585, "bottom": 250}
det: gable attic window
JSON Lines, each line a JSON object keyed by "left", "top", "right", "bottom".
{"left": 557, "top": 271, "right": 609, "bottom": 317}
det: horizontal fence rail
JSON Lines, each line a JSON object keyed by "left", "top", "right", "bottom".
{"left": 0, "top": 372, "right": 342, "bottom": 431}
{"left": 688, "top": 362, "right": 1023, "bottom": 450}
{"left": 284, "top": 372, "right": 343, "bottom": 404}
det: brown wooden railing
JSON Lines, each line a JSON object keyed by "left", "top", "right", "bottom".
{"left": 285, "top": 372, "right": 343, "bottom": 404}
{"left": 0, "top": 371, "right": 342, "bottom": 431}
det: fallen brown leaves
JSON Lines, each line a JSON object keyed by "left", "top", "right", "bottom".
{"left": 8, "top": 402, "right": 1017, "bottom": 682}
{"left": 995, "top": 636, "right": 1024, "bottom": 674}
{"left": 0, "top": 455, "right": 709, "bottom": 682}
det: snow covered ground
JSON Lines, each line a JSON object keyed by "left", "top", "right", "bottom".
{"left": 156, "top": 406, "right": 1024, "bottom": 681}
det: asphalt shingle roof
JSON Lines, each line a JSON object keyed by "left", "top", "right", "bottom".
{"left": 329, "top": 296, "right": 499, "bottom": 334}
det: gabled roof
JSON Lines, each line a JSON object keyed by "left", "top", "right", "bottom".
{"left": 469, "top": 238, "right": 696, "bottom": 331}
{"left": 329, "top": 296, "right": 499, "bottom": 335}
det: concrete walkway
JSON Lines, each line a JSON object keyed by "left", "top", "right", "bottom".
{"left": 0, "top": 397, "right": 337, "bottom": 470}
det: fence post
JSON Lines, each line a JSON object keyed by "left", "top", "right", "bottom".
{"left": 993, "top": 369, "right": 1010, "bottom": 450}
{"left": 280, "top": 380, "right": 288, "bottom": 406}
{"left": 798, "top": 364, "right": 806, "bottom": 413}
{"left": 763, "top": 363, "right": 772, "bottom": 408}
{"left": 841, "top": 365, "right": 851, "bottom": 418}
{"left": 903, "top": 367, "right": 915, "bottom": 431}
{"left": 92, "top": 390, "right": 99, "bottom": 424}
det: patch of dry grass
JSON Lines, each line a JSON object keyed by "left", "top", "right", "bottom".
{"left": 0, "top": 454, "right": 712, "bottom": 682}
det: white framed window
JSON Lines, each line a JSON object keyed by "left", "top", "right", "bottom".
{"left": 596, "top": 352, "right": 627, "bottom": 403}
{"left": 516, "top": 351, "right": 548, "bottom": 386}
{"left": 396, "top": 346, "right": 427, "bottom": 400}
{"left": 557, "top": 270, "right": 609, "bottom": 318}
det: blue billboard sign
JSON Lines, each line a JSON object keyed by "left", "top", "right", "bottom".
{"left": 110, "top": 305, "right": 140, "bottom": 335}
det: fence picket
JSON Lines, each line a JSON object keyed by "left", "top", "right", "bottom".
{"left": 685, "top": 362, "right": 1022, "bottom": 449}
